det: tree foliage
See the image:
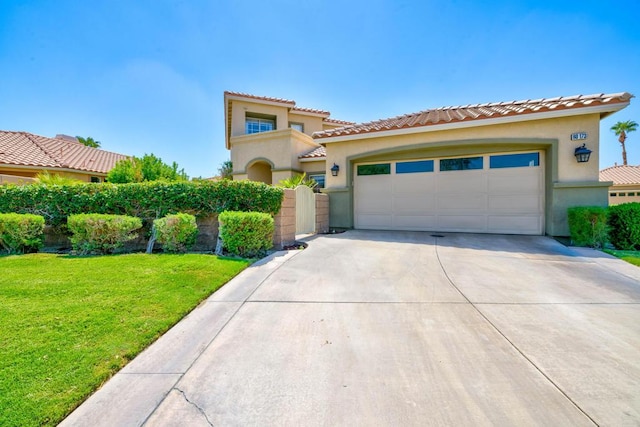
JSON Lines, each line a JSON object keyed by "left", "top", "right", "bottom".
{"left": 218, "top": 160, "right": 233, "bottom": 180}
{"left": 76, "top": 136, "right": 101, "bottom": 148}
{"left": 107, "top": 154, "right": 188, "bottom": 183}
{"left": 610, "top": 120, "right": 638, "bottom": 166}
{"left": 278, "top": 172, "right": 317, "bottom": 189}
{"left": 35, "top": 171, "right": 84, "bottom": 186}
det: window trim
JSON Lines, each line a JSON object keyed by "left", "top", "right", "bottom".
{"left": 245, "top": 114, "right": 276, "bottom": 135}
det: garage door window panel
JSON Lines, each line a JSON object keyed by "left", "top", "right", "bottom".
{"left": 396, "top": 160, "right": 434, "bottom": 174}
{"left": 490, "top": 153, "right": 539, "bottom": 169}
{"left": 357, "top": 164, "right": 391, "bottom": 176}
{"left": 440, "top": 157, "right": 483, "bottom": 171}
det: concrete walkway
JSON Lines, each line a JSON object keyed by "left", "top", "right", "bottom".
{"left": 60, "top": 231, "right": 640, "bottom": 426}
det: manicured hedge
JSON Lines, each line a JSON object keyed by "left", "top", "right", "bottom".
{"left": 567, "top": 206, "right": 608, "bottom": 248}
{"left": 0, "top": 213, "right": 45, "bottom": 254}
{"left": 0, "top": 180, "right": 284, "bottom": 227}
{"left": 218, "top": 211, "right": 274, "bottom": 258}
{"left": 608, "top": 202, "right": 640, "bottom": 250}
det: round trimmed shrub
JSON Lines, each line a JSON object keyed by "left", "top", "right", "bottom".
{"left": 218, "top": 211, "right": 274, "bottom": 258}
{"left": 0, "top": 213, "right": 45, "bottom": 254}
{"left": 67, "top": 213, "right": 142, "bottom": 255}
{"left": 153, "top": 213, "right": 198, "bottom": 253}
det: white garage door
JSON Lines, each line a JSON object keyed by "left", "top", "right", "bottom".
{"left": 354, "top": 152, "right": 544, "bottom": 235}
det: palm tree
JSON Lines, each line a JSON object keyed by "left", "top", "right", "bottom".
{"left": 610, "top": 120, "right": 638, "bottom": 166}
{"left": 76, "top": 136, "right": 101, "bottom": 148}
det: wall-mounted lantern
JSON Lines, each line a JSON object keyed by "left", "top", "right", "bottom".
{"left": 330, "top": 163, "right": 340, "bottom": 176}
{"left": 574, "top": 144, "right": 592, "bottom": 163}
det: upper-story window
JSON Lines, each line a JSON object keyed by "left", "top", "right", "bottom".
{"left": 245, "top": 115, "right": 275, "bottom": 134}
{"left": 289, "top": 122, "right": 304, "bottom": 133}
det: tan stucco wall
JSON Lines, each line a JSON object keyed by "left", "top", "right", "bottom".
{"left": 322, "top": 114, "right": 604, "bottom": 236}
{"left": 229, "top": 100, "right": 328, "bottom": 138}
{"left": 299, "top": 159, "right": 326, "bottom": 175}
{"left": 288, "top": 113, "right": 328, "bottom": 135}
{"left": 230, "top": 100, "right": 289, "bottom": 137}
{"left": 230, "top": 129, "right": 322, "bottom": 178}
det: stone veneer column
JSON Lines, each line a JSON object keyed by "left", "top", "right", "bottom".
{"left": 272, "top": 188, "right": 296, "bottom": 249}
{"left": 315, "top": 193, "right": 329, "bottom": 234}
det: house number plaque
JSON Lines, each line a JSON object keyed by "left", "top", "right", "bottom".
{"left": 571, "top": 132, "right": 588, "bottom": 141}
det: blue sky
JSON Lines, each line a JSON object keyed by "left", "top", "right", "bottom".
{"left": 1, "top": 0, "right": 639, "bottom": 177}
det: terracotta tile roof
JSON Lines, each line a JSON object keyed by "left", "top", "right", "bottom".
{"left": 323, "top": 118, "right": 356, "bottom": 126}
{"left": 0, "top": 131, "right": 129, "bottom": 174}
{"left": 313, "top": 92, "right": 634, "bottom": 140}
{"left": 224, "top": 91, "right": 295, "bottom": 106}
{"left": 600, "top": 165, "right": 640, "bottom": 185}
{"left": 299, "top": 146, "right": 326, "bottom": 159}
{"left": 291, "top": 106, "right": 330, "bottom": 117}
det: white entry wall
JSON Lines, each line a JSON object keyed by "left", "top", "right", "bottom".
{"left": 354, "top": 151, "right": 544, "bottom": 235}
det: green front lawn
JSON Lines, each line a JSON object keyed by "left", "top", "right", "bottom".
{"left": 604, "top": 249, "right": 640, "bottom": 267}
{"left": 0, "top": 253, "right": 250, "bottom": 427}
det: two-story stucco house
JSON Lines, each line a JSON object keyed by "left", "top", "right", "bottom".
{"left": 225, "top": 91, "right": 633, "bottom": 236}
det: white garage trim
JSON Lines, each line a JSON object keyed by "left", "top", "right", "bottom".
{"left": 354, "top": 151, "right": 544, "bottom": 235}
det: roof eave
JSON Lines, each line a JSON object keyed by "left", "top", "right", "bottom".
{"left": 316, "top": 102, "right": 631, "bottom": 144}
{"left": 224, "top": 93, "right": 296, "bottom": 108}
{"left": 290, "top": 109, "right": 330, "bottom": 119}
{"left": 0, "top": 163, "right": 109, "bottom": 176}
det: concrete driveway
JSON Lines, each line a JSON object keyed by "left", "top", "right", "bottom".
{"left": 61, "top": 231, "right": 640, "bottom": 426}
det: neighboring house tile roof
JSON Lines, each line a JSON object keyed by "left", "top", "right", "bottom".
{"left": 0, "top": 131, "right": 129, "bottom": 174}
{"left": 313, "top": 92, "right": 634, "bottom": 139}
{"left": 600, "top": 165, "right": 640, "bottom": 185}
{"left": 299, "top": 146, "right": 327, "bottom": 159}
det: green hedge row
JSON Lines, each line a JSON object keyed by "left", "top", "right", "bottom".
{"left": 568, "top": 203, "right": 640, "bottom": 250}
{"left": 0, "top": 180, "right": 284, "bottom": 227}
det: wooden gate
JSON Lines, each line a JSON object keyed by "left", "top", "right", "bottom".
{"left": 295, "top": 185, "right": 316, "bottom": 234}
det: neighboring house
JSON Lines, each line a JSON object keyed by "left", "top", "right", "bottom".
{"left": 225, "top": 91, "right": 633, "bottom": 236}
{"left": 0, "top": 131, "right": 129, "bottom": 184}
{"left": 600, "top": 164, "right": 640, "bottom": 205}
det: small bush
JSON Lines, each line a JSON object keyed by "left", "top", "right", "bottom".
{"left": 0, "top": 213, "right": 45, "bottom": 254}
{"left": 608, "top": 203, "right": 640, "bottom": 250}
{"left": 218, "top": 211, "right": 274, "bottom": 258}
{"left": 154, "top": 213, "right": 198, "bottom": 253}
{"left": 567, "top": 206, "right": 608, "bottom": 248}
{"left": 67, "top": 214, "right": 142, "bottom": 255}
